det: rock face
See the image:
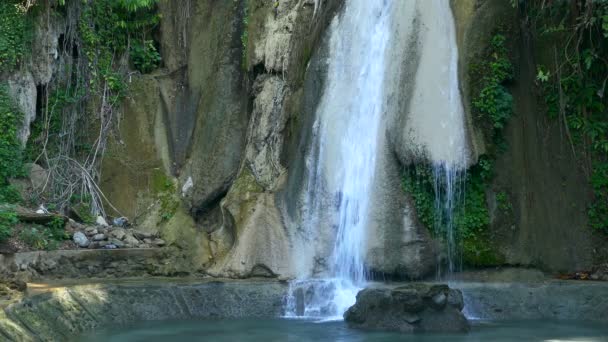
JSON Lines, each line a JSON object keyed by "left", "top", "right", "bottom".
{"left": 344, "top": 284, "right": 469, "bottom": 333}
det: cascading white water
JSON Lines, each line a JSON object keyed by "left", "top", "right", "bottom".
{"left": 406, "top": 0, "right": 468, "bottom": 274}
{"left": 286, "top": 0, "right": 469, "bottom": 318}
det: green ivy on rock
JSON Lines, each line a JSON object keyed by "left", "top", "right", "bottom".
{"left": 0, "top": 1, "right": 33, "bottom": 71}
{"left": 529, "top": 0, "right": 608, "bottom": 232}
{"left": 0, "top": 85, "right": 25, "bottom": 204}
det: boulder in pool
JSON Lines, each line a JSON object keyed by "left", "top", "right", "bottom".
{"left": 344, "top": 283, "right": 469, "bottom": 333}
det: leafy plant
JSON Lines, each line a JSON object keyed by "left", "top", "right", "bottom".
{"left": 130, "top": 40, "right": 161, "bottom": 73}
{"left": 0, "top": 85, "right": 24, "bottom": 204}
{"left": 0, "top": 209, "right": 18, "bottom": 242}
{"left": 472, "top": 34, "right": 514, "bottom": 133}
{"left": 530, "top": 0, "right": 608, "bottom": 232}
{"left": 0, "top": 1, "right": 33, "bottom": 71}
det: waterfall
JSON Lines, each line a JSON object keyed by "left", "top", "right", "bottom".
{"left": 286, "top": 0, "right": 468, "bottom": 319}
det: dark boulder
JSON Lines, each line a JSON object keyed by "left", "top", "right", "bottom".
{"left": 344, "top": 283, "right": 469, "bottom": 333}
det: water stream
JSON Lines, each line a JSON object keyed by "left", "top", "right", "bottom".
{"left": 287, "top": 0, "right": 468, "bottom": 318}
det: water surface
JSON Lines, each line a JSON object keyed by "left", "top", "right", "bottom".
{"left": 78, "top": 319, "right": 608, "bottom": 342}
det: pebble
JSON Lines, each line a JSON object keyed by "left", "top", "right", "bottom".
{"left": 73, "top": 232, "right": 90, "bottom": 248}
{"left": 84, "top": 227, "right": 98, "bottom": 236}
{"left": 92, "top": 234, "right": 106, "bottom": 241}
{"left": 110, "top": 228, "right": 126, "bottom": 240}
{"left": 96, "top": 216, "right": 109, "bottom": 226}
{"left": 109, "top": 238, "right": 125, "bottom": 248}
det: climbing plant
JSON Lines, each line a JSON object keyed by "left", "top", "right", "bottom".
{"left": 0, "top": 1, "right": 33, "bottom": 71}
{"left": 527, "top": 0, "right": 608, "bottom": 232}
{"left": 470, "top": 33, "right": 514, "bottom": 151}
{"left": 0, "top": 85, "right": 25, "bottom": 204}
{"left": 24, "top": 0, "right": 161, "bottom": 218}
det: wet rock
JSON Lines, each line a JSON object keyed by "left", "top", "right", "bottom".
{"left": 73, "top": 232, "right": 90, "bottom": 248}
{"left": 344, "top": 284, "right": 469, "bottom": 333}
{"left": 448, "top": 289, "right": 464, "bottom": 311}
{"left": 92, "top": 234, "right": 106, "bottom": 241}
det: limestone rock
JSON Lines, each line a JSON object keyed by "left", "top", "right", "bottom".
{"left": 73, "top": 232, "right": 89, "bottom": 248}
{"left": 344, "top": 284, "right": 469, "bottom": 333}
{"left": 92, "top": 234, "right": 106, "bottom": 242}
{"left": 208, "top": 185, "right": 292, "bottom": 278}
{"left": 244, "top": 75, "right": 289, "bottom": 189}
{"left": 96, "top": 216, "right": 109, "bottom": 227}
{"left": 123, "top": 234, "right": 140, "bottom": 247}
{"left": 84, "top": 227, "right": 98, "bottom": 236}
{"left": 152, "top": 239, "right": 166, "bottom": 247}
{"left": 110, "top": 228, "right": 126, "bottom": 241}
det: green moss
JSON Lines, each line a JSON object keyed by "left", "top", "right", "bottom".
{"left": 150, "top": 169, "right": 179, "bottom": 222}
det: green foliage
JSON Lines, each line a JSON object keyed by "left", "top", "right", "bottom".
{"left": 19, "top": 217, "right": 67, "bottom": 251}
{"left": 496, "top": 191, "right": 512, "bottom": 212}
{"left": 130, "top": 40, "right": 161, "bottom": 73}
{"left": 472, "top": 34, "right": 514, "bottom": 133}
{"left": 79, "top": 0, "right": 161, "bottom": 96}
{"left": 0, "top": 85, "right": 24, "bottom": 204}
{"left": 403, "top": 157, "right": 504, "bottom": 268}
{"left": 530, "top": 0, "right": 608, "bottom": 232}
{"left": 589, "top": 162, "right": 608, "bottom": 232}
{"left": 0, "top": 1, "right": 32, "bottom": 71}
{"left": 117, "top": 0, "right": 157, "bottom": 12}
{"left": 406, "top": 34, "right": 516, "bottom": 269}
{"left": 0, "top": 209, "right": 18, "bottom": 242}
{"left": 25, "top": 86, "right": 84, "bottom": 162}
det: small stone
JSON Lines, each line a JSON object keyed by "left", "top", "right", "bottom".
{"left": 112, "top": 217, "right": 128, "bottom": 227}
{"left": 133, "top": 230, "right": 153, "bottom": 240}
{"left": 109, "top": 238, "right": 124, "bottom": 248}
{"left": 99, "top": 241, "right": 109, "bottom": 247}
{"left": 92, "top": 234, "right": 106, "bottom": 241}
{"left": 143, "top": 238, "right": 152, "bottom": 244}
{"left": 103, "top": 244, "right": 117, "bottom": 249}
{"left": 96, "top": 216, "right": 109, "bottom": 226}
{"left": 110, "top": 228, "right": 126, "bottom": 240}
{"left": 124, "top": 234, "right": 139, "bottom": 247}
{"left": 87, "top": 242, "right": 100, "bottom": 249}
{"left": 73, "top": 232, "right": 90, "bottom": 248}
{"left": 153, "top": 239, "right": 166, "bottom": 247}
{"left": 84, "top": 227, "right": 98, "bottom": 236}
